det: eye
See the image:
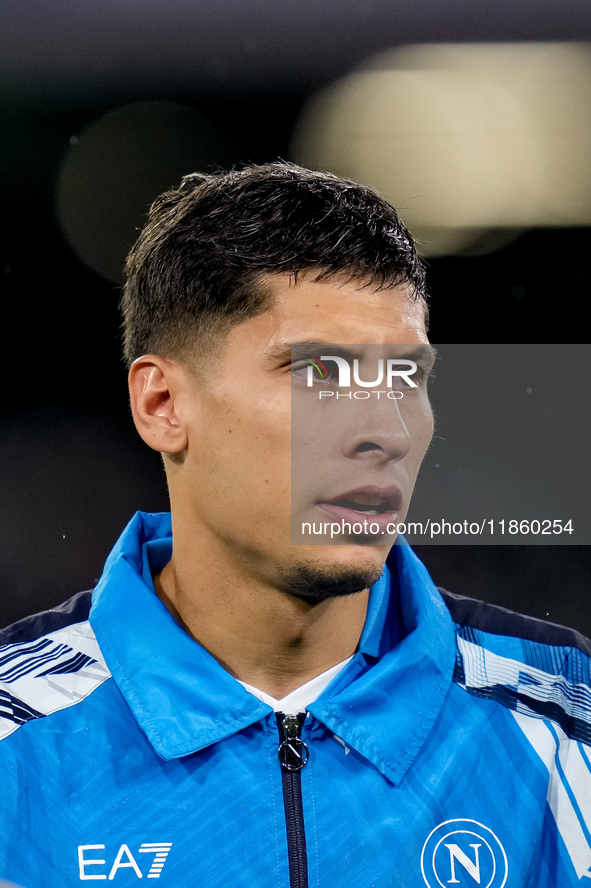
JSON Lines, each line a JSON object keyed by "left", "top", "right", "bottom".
{"left": 390, "top": 372, "right": 418, "bottom": 391}
{"left": 290, "top": 357, "right": 335, "bottom": 384}
{"left": 388, "top": 360, "right": 429, "bottom": 391}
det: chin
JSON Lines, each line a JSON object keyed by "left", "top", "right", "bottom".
{"left": 277, "top": 544, "right": 390, "bottom": 605}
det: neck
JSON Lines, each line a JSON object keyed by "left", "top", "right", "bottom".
{"left": 153, "top": 526, "right": 371, "bottom": 700}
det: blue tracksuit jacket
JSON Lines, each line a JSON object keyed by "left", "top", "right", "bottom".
{"left": 0, "top": 511, "right": 590, "bottom": 887}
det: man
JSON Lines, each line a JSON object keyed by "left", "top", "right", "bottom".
{"left": 0, "top": 163, "right": 590, "bottom": 887}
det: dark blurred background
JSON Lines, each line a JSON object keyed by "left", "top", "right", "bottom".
{"left": 1, "top": 1, "right": 590, "bottom": 634}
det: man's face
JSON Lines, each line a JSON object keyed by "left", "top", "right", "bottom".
{"left": 176, "top": 272, "right": 434, "bottom": 600}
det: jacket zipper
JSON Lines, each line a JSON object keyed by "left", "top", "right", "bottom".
{"left": 277, "top": 712, "right": 309, "bottom": 888}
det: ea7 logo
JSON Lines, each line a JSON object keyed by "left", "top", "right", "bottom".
{"left": 78, "top": 843, "right": 172, "bottom": 880}
{"left": 421, "top": 820, "right": 508, "bottom": 888}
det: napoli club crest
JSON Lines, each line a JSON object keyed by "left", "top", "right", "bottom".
{"left": 421, "top": 819, "right": 508, "bottom": 888}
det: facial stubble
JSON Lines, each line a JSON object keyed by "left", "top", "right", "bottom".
{"left": 276, "top": 559, "right": 385, "bottom": 605}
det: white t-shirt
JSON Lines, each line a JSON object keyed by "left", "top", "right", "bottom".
{"left": 237, "top": 656, "right": 354, "bottom": 715}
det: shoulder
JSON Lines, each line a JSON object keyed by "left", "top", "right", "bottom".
{"left": 439, "top": 588, "right": 591, "bottom": 655}
{"left": 439, "top": 587, "right": 591, "bottom": 745}
{"left": 0, "top": 590, "right": 111, "bottom": 743}
{"left": 439, "top": 590, "right": 591, "bottom": 881}
{"left": 0, "top": 589, "right": 94, "bottom": 646}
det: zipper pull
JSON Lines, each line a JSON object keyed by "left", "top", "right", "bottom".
{"left": 278, "top": 713, "right": 309, "bottom": 772}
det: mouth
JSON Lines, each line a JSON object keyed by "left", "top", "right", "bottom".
{"left": 316, "top": 486, "right": 403, "bottom": 534}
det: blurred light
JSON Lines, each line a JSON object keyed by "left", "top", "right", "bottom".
{"left": 56, "top": 101, "right": 240, "bottom": 283}
{"left": 292, "top": 43, "right": 591, "bottom": 256}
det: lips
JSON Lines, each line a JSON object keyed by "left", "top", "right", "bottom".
{"left": 316, "top": 485, "right": 403, "bottom": 534}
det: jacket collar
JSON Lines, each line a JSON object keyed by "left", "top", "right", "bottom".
{"left": 90, "top": 512, "right": 456, "bottom": 784}
{"left": 309, "top": 543, "right": 456, "bottom": 784}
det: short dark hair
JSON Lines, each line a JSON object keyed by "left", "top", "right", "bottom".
{"left": 121, "top": 162, "right": 427, "bottom": 367}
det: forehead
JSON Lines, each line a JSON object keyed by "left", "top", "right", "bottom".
{"left": 234, "top": 272, "right": 429, "bottom": 353}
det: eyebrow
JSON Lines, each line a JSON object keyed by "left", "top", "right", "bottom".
{"left": 265, "top": 340, "right": 438, "bottom": 371}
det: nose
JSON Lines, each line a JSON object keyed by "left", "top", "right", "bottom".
{"left": 340, "top": 394, "right": 411, "bottom": 463}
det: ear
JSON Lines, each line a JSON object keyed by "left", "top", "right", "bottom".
{"left": 128, "top": 355, "right": 189, "bottom": 454}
